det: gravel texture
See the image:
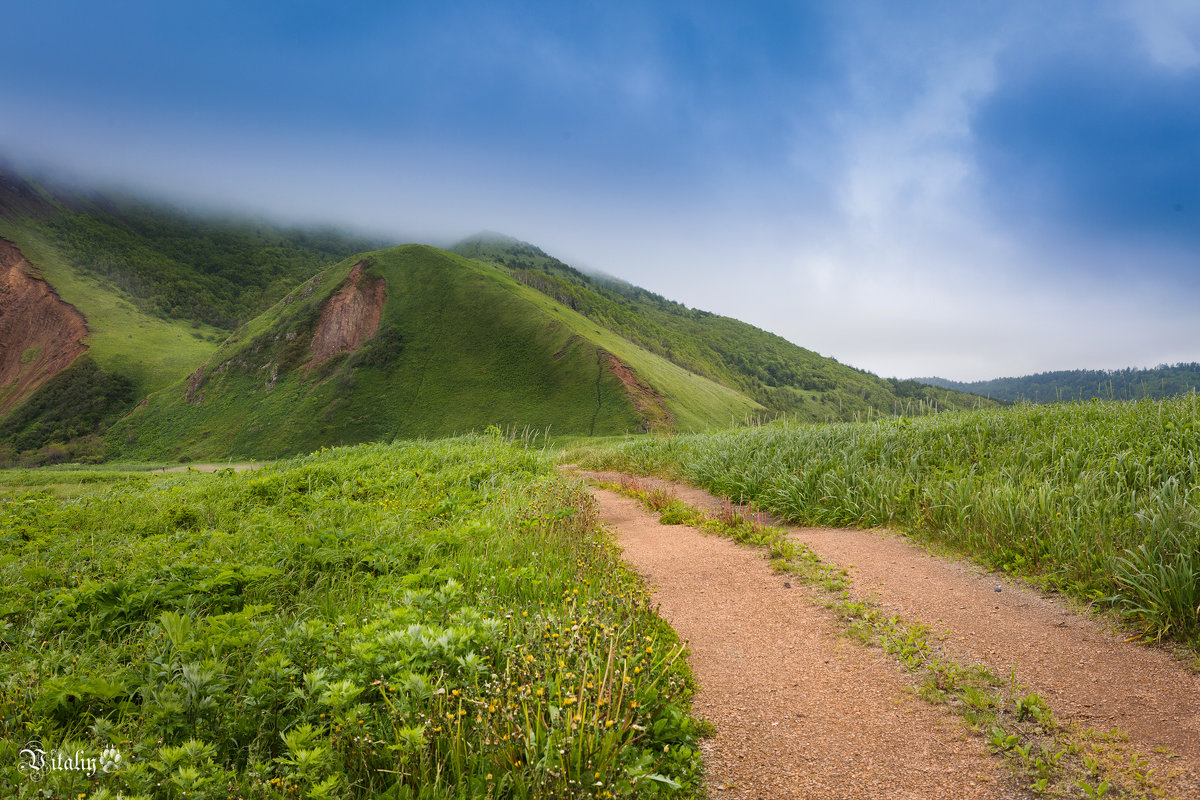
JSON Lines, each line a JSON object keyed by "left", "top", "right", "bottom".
{"left": 592, "top": 488, "right": 1025, "bottom": 799}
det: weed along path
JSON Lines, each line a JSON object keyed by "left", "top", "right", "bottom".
{"left": 574, "top": 470, "right": 1200, "bottom": 799}
{"left": 586, "top": 486, "right": 1024, "bottom": 799}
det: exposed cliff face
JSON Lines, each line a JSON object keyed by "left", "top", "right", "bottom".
{"left": 0, "top": 239, "right": 89, "bottom": 415}
{"left": 605, "top": 352, "right": 674, "bottom": 432}
{"left": 308, "top": 262, "right": 386, "bottom": 369}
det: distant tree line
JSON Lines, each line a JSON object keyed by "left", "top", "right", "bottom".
{"left": 917, "top": 363, "right": 1200, "bottom": 403}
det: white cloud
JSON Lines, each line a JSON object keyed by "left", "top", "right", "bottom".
{"left": 726, "top": 2, "right": 1200, "bottom": 380}
{"left": 1119, "top": 0, "right": 1200, "bottom": 71}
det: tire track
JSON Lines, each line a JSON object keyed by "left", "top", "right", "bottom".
{"left": 591, "top": 487, "right": 1025, "bottom": 799}
{"left": 579, "top": 470, "right": 1200, "bottom": 799}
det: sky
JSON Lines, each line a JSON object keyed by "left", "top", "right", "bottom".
{"left": 2, "top": 0, "right": 1198, "bottom": 381}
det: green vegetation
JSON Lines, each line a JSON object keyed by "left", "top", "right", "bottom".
{"left": 454, "top": 234, "right": 995, "bottom": 421}
{"left": 571, "top": 396, "right": 1200, "bottom": 645}
{"left": 0, "top": 357, "right": 133, "bottom": 467}
{"left": 114, "top": 245, "right": 760, "bottom": 461}
{"left": 30, "top": 209, "right": 376, "bottom": 328}
{"left": 0, "top": 434, "right": 705, "bottom": 798}
{"left": 919, "top": 363, "right": 1200, "bottom": 403}
{"left": 0, "top": 168, "right": 382, "bottom": 330}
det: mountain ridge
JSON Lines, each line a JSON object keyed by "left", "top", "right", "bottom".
{"left": 451, "top": 233, "right": 993, "bottom": 422}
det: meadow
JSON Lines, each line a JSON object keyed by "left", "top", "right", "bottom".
{"left": 0, "top": 434, "right": 704, "bottom": 798}
{"left": 572, "top": 396, "right": 1200, "bottom": 646}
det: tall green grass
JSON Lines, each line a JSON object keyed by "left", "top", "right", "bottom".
{"left": 0, "top": 435, "right": 703, "bottom": 798}
{"left": 574, "top": 397, "right": 1200, "bottom": 644}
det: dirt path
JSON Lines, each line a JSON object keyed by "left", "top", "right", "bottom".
{"left": 578, "top": 471, "right": 1200, "bottom": 799}
{"left": 152, "top": 462, "right": 263, "bottom": 474}
{"left": 592, "top": 488, "right": 1026, "bottom": 799}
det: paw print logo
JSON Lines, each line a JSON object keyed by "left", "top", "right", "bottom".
{"left": 99, "top": 747, "right": 124, "bottom": 773}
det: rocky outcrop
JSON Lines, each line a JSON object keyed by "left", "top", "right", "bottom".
{"left": 308, "top": 262, "right": 386, "bottom": 369}
{"left": 0, "top": 239, "right": 89, "bottom": 415}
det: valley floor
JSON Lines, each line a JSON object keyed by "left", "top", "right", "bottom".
{"left": 576, "top": 471, "right": 1200, "bottom": 799}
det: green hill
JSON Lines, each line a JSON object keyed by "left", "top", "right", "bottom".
{"left": 452, "top": 234, "right": 995, "bottom": 421}
{"left": 3, "top": 166, "right": 997, "bottom": 466}
{"left": 0, "top": 166, "right": 381, "bottom": 463}
{"left": 917, "top": 364, "right": 1200, "bottom": 403}
{"left": 113, "top": 245, "right": 762, "bottom": 461}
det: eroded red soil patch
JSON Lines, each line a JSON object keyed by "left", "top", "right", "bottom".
{"left": 604, "top": 352, "right": 674, "bottom": 432}
{"left": 308, "top": 262, "right": 387, "bottom": 369}
{"left": 0, "top": 238, "right": 88, "bottom": 414}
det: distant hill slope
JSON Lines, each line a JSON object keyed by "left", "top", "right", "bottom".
{"left": 113, "top": 245, "right": 762, "bottom": 461}
{"left": 0, "top": 166, "right": 382, "bottom": 462}
{"left": 452, "top": 234, "right": 994, "bottom": 421}
{"left": 917, "top": 364, "right": 1200, "bottom": 403}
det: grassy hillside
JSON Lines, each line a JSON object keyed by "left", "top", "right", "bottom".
{"left": 0, "top": 218, "right": 224, "bottom": 395}
{"left": 572, "top": 396, "right": 1200, "bottom": 645}
{"left": 0, "top": 168, "right": 382, "bottom": 330}
{"left": 919, "top": 363, "right": 1200, "bottom": 403}
{"left": 453, "top": 234, "right": 995, "bottom": 421}
{"left": 114, "top": 245, "right": 761, "bottom": 461}
{"left": 0, "top": 435, "right": 705, "bottom": 797}
{"left": 0, "top": 167, "right": 382, "bottom": 462}
{"left": 2, "top": 166, "right": 995, "bottom": 465}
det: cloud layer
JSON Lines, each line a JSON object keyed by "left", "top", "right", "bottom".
{"left": 2, "top": 0, "right": 1197, "bottom": 379}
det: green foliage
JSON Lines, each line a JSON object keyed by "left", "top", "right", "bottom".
{"left": 0, "top": 356, "right": 132, "bottom": 461}
{"left": 0, "top": 436, "right": 705, "bottom": 798}
{"left": 576, "top": 396, "right": 1200, "bottom": 644}
{"left": 454, "top": 234, "right": 996, "bottom": 421}
{"left": 346, "top": 324, "right": 404, "bottom": 370}
{"left": 919, "top": 363, "right": 1200, "bottom": 403}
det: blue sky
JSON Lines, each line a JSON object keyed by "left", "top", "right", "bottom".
{"left": 2, "top": 0, "right": 1198, "bottom": 380}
